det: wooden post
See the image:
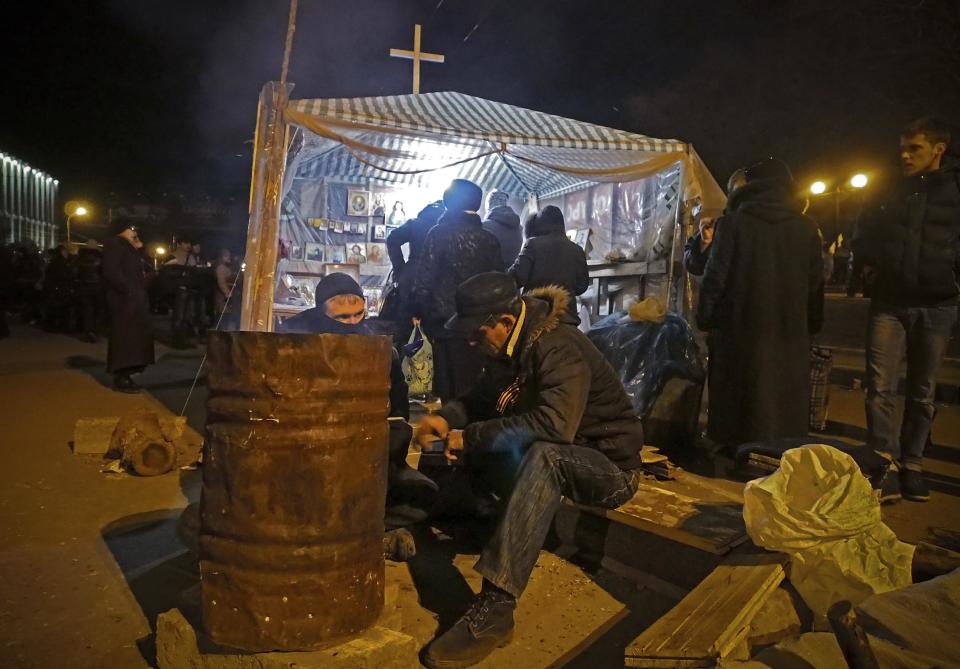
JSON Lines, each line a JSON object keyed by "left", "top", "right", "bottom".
{"left": 239, "top": 82, "right": 292, "bottom": 332}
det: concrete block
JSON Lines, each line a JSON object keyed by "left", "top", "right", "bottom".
{"left": 73, "top": 417, "right": 120, "bottom": 455}
{"left": 73, "top": 414, "right": 202, "bottom": 462}
{"left": 745, "top": 586, "right": 804, "bottom": 647}
{"left": 156, "top": 608, "right": 419, "bottom": 669}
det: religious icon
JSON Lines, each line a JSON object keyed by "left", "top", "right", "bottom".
{"left": 332, "top": 220, "right": 345, "bottom": 233}
{"left": 348, "top": 190, "right": 371, "bottom": 217}
{"left": 372, "top": 194, "right": 386, "bottom": 217}
{"left": 387, "top": 201, "right": 406, "bottom": 227}
{"left": 346, "top": 243, "right": 367, "bottom": 264}
{"left": 290, "top": 244, "right": 304, "bottom": 260}
{"left": 366, "top": 243, "right": 387, "bottom": 265}
{"left": 305, "top": 243, "right": 324, "bottom": 262}
{"left": 326, "top": 245, "right": 347, "bottom": 263}
{"left": 373, "top": 224, "right": 387, "bottom": 241}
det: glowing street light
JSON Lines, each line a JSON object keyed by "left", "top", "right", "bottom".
{"left": 64, "top": 201, "right": 92, "bottom": 247}
{"left": 156, "top": 246, "right": 167, "bottom": 256}
{"left": 810, "top": 181, "right": 827, "bottom": 195}
{"left": 850, "top": 173, "right": 868, "bottom": 189}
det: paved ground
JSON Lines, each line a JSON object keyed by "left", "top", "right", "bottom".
{"left": 1, "top": 317, "right": 959, "bottom": 668}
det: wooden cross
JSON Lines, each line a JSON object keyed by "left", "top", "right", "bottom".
{"left": 389, "top": 24, "right": 445, "bottom": 95}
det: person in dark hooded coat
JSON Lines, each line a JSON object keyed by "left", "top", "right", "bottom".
{"left": 385, "top": 200, "right": 444, "bottom": 339}
{"left": 412, "top": 179, "right": 503, "bottom": 400}
{"left": 697, "top": 158, "right": 824, "bottom": 446}
{"left": 482, "top": 190, "right": 522, "bottom": 268}
{"left": 508, "top": 205, "right": 589, "bottom": 320}
{"left": 101, "top": 218, "right": 155, "bottom": 393}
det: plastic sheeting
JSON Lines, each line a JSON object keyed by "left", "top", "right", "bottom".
{"left": 587, "top": 310, "right": 705, "bottom": 417}
{"left": 743, "top": 445, "right": 915, "bottom": 621}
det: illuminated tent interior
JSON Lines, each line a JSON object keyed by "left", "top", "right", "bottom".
{"left": 270, "top": 91, "right": 725, "bottom": 320}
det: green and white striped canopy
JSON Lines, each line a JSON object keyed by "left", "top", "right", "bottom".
{"left": 285, "top": 91, "right": 718, "bottom": 201}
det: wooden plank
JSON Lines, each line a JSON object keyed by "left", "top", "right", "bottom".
{"left": 626, "top": 552, "right": 786, "bottom": 663}
{"left": 572, "top": 482, "right": 747, "bottom": 555}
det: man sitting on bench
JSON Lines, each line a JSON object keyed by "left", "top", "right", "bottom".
{"left": 416, "top": 272, "right": 644, "bottom": 668}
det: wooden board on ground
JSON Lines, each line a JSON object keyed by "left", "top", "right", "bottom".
{"left": 570, "top": 473, "right": 748, "bottom": 555}
{"left": 625, "top": 551, "right": 787, "bottom": 668}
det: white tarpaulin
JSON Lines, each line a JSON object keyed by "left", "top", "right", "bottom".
{"left": 743, "top": 445, "right": 915, "bottom": 620}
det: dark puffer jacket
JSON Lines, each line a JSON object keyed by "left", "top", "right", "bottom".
{"left": 508, "top": 214, "right": 589, "bottom": 318}
{"left": 412, "top": 210, "right": 503, "bottom": 335}
{"left": 483, "top": 206, "right": 523, "bottom": 268}
{"left": 437, "top": 286, "right": 644, "bottom": 471}
{"left": 853, "top": 161, "right": 960, "bottom": 306}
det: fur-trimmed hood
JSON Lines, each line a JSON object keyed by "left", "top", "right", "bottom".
{"left": 521, "top": 285, "right": 575, "bottom": 347}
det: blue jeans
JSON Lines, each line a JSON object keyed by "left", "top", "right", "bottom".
{"left": 470, "top": 441, "right": 638, "bottom": 598}
{"left": 866, "top": 302, "right": 957, "bottom": 469}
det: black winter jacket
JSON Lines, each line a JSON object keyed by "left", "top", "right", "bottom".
{"left": 853, "top": 162, "right": 960, "bottom": 306}
{"left": 437, "top": 286, "right": 644, "bottom": 470}
{"left": 482, "top": 206, "right": 523, "bottom": 268}
{"left": 508, "top": 216, "right": 589, "bottom": 318}
{"left": 412, "top": 210, "right": 503, "bottom": 334}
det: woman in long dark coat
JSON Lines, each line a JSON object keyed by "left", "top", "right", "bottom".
{"left": 696, "top": 158, "right": 824, "bottom": 446}
{"left": 101, "top": 218, "right": 154, "bottom": 393}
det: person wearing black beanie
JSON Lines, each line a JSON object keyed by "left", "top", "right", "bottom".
{"left": 412, "top": 179, "right": 503, "bottom": 400}
{"left": 278, "top": 271, "right": 439, "bottom": 562}
{"left": 101, "top": 217, "right": 154, "bottom": 392}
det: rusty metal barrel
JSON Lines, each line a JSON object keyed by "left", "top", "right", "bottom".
{"left": 200, "top": 331, "right": 392, "bottom": 651}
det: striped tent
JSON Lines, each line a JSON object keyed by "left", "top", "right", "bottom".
{"left": 283, "top": 92, "right": 723, "bottom": 205}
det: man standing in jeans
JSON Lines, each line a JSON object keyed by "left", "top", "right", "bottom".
{"left": 855, "top": 116, "right": 960, "bottom": 502}
{"left": 415, "top": 272, "right": 643, "bottom": 668}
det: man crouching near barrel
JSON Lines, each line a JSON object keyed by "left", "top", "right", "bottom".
{"left": 278, "top": 272, "right": 439, "bottom": 561}
{"left": 415, "top": 271, "right": 644, "bottom": 668}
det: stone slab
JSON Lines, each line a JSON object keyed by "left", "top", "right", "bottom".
{"left": 156, "top": 608, "right": 418, "bottom": 669}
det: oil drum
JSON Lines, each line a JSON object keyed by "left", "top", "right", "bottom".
{"left": 200, "top": 331, "right": 391, "bottom": 651}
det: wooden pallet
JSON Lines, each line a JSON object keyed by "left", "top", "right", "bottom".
{"left": 625, "top": 551, "right": 787, "bottom": 667}
{"left": 570, "top": 475, "right": 748, "bottom": 555}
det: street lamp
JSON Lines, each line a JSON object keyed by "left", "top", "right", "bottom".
{"left": 850, "top": 173, "right": 868, "bottom": 189}
{"left": 810, "top": 181, "right": 827, "bottom": 195}
{"left": 64, "top": 201, "right": 92, "bottom": 247}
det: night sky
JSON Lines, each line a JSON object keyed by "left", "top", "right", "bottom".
{"left": 3, "top": 0, "right": 958, "bottom": 212}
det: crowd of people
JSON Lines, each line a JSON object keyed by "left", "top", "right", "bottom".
{"left": 0, "top": 221, "right": 242, "bottom": 391}
{"left": 686, "top": 116, "right": 958, "bottom": 506}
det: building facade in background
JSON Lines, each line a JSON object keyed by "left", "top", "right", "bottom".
{"left": 1, "top": 150, "right": 59, "bottom": 248}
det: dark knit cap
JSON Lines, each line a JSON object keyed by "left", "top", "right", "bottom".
{"left": 744, "top": 157, "right": 794, "bottom": 187}
{"left": 109, "top": 216, "right": 136, "bottom": 236}
{"left": 314, "top": 272, "right": 365, "bottom": 305}
{"left": 442, "top": 179, "right": 483, "bottom": 213}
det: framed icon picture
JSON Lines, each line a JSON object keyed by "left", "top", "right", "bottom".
{"left": 305, "top": 243, "right": 324, "bottom": 262}
{"left": 347, "top": 189, "right": 371, "bottom": 217}
{"left": 326, "top": 245, "right": 347, "bottom": 264}
{"left": 373, "top": 224, "right": 387, "bottom": 241}
{"left": 366, "top": 242, "right": 388, "bottom": 265}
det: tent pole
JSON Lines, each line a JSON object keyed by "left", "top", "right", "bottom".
{"left": 240, "top": 82, "right": 292, "bottom": 331}
{"left": 239, "top": 0, "right": 299, "bottom": 331}
{"left": 665, "top": 161, "right": 684, "bottom": 313}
